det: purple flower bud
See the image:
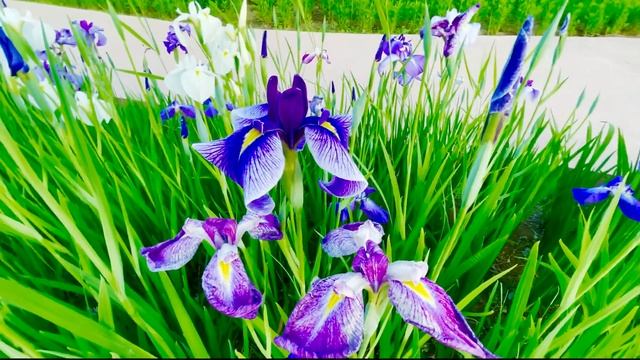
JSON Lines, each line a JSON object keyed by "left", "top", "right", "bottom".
{"left": 559, "top": 13, "right": 570, "bottom": 36}
{"left": 331, "top": 81, "right": 335, "bottom": 94}
{"left": 351, "top": 87, "right": 356, "bottom": 102}
{"left": 260, "top": 30, "right": 268, "bottom": 58}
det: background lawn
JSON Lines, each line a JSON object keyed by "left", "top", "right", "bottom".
{"left": 23, "top": 0, "right": 640, "bottom": 36}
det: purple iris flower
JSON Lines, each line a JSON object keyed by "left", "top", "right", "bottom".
{"left": 276, "top": 221, "right": 497, "bottom": 358}
{"left": 161, "top": 101, "right": 197, "bottom": 138}
{"left": 302, "top": 48, "right": 331, "bottom": 64}
{"left": 140, "top": 212, "right": 282, "bottom": 319}
{"left": 225, "top": 102, "right": 234, "bottom": 111}
{"left": 572, "top": 176, "right": 640, "bottom": 222}
{"left": 521, "top": 78, "right": 540, "bottom": 102}
{"left": 0, "top": 27, "right": 29, "bottom": 76}
{"left": 428, "top": 4, "right": 481, "bottom": 57}
{"left": 489, "top": 16, "right": 533, "bottom": 116}
{"left": 336, "top": 187, "right": 390, "bottom": 224}
{"left": 69, "top": 20, "right": 107, "bottom": 47}
{"left": 55, "top": 28, "right": 76, "bottom": 46}
{"left": 164, "top": 24, "right": 189, "bottom": 54}
{"left": 375, "top": 34, "right": 424, "bottom": 85}
{"left": 260, "top": 30, "right": 268, "bottom": 58}
{"left": 204, "top": 98, "right": 219, "bottom": 118}
{"left": 192, "top": 75, "right": 368, "bottom": 214}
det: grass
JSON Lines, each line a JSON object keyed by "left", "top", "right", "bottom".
{"left": 1, "top": 0, "right": 640, "bottom": 358}
{"left": 22, "top": 0, "right": 640, "bottom": 36}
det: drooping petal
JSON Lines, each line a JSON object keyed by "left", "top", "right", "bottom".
{"left": 619, "top": 192, "right": 640, "bottom": 222}
{"left": 304, "top": 125, "right": 366, "bottom": 182}
{"left": 321, "top": 220, "right": 384, "bottom": 257}
{"left": 387, "top": 263, "right": 497, "bottom": 359}
{"left": 572, "top": 186, "right": 611, "bottom": 205}
{"left": 301, "top": 53, "right": 315, "bottom": 64}
{"left": 606, "top": 176, "right": 624, "bottom": 188}
{"left": 140, "top": 219, "right": 207, "bottom": 271}
{"left": 204, "top": 99, "right": 219, "bottom": 118}
{"left": 489, "top": 16, "right": 533, "bottom": 114}
{"left": 319, "top": 177, "right": 369, "bottom": 198}
{"left": 202, "top": 218, "right": 238, "bottom": 249}
{"left": 160, "top": 104, "right": 177, "bottom": 121}
{"left": 238, "top": 130, "right": 286, "bottom": 207}
{"left": 192, "top": 127, "right": 249, "bottom": 185}
{"left": 231, "top": 103, "right": 269, "bottom": 130}
{"left": 238, "top": 212, "right": 283, "bottom": 241}
{"left": 247, "top": 194, "right": 276, "bottom": 215}
{"left": 352, "top": 241, "right": 388, "bottom": 292}
{"left": 179, "top": 104, "right": 197, "bottom": 119}
{"left": 377, "top": 54, "right": 400, "bottom": 75}
{"left": 360, "top": 198, "right": 390, "bottom": 224}
{"left": 202, "top": 244, "right": 263, "bottom": 319}
{"left": 274, "top": 273, "right": 368, "bottom": 358}
{"left": 404, "top": 55, "right": 425, "bottom": 80}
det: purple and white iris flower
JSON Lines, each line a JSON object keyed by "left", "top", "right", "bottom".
{"left": 335, "top": 187, "right": 390, "bottom": 224}
{"left": 519, "top": 77, "right": 540, "bottom": 103}
{"left": 375, "top": 34, "right": 424, "bottom": 86}
{"left": 488, "top": 16, "right": 533, "bottom": 117}
{"left": 161, "top": 100, "right": 197, "bottom": 138}
{"left": 140, "top": 212, "right": 283, "bottom": 319}
{"left": 164, "top": 24, "right": 191, "bottom": 54}
{"left": 192, "top": 75, "right": 368, "bottom": 213}
{"left": 275, "top": 221, "right": 497, "bottom": 358}
{"left": 426, "top": 4, "right": 481, "bottom": 58}
{"left": 0, "top": 26, "right": 28, "bottom": 76}
{"left": 302, "top": 47, "right": 330, "bottom": 64}
{"left": 572, "top": 176, "right": 640, "bottom": 222}
{"left": 55, "top": 20, "right": 106, "bottom": 47}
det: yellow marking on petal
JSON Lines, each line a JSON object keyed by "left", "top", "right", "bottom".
{"left": 219, "top": 261, "right": 232, "bottom": 282}
{"left": 321, "top": 121, "right": 339, "bottom": 138}
{"left": 324, "top": 291, "right": 342, "bottom": 316}
{"left": 404, "top": 280, "right": 433, "bottom": 303}
{"left": 241, "top": 128, "right": 262, "bottom": 153}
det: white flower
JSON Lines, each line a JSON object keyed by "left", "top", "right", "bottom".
{"left": 164, "top": 55, "right": 216, "bottom": 103}
{"left": 74, "top": 91, "right": 111, "bottom": 126}
{"left": 0, "top": 7, "right": 55, "bottom": 52}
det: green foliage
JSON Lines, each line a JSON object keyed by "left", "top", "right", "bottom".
{"left": 1, "top": 1, "right": 640, "bottom": 359}
{"left": 24, "top": 0, "right": 640, "bottom": 35}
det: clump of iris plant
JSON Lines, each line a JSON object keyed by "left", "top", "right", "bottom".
{"left": 375, "top": 34, "right": 424, "bottom": 85}
{"left": 192, "top": 74, "right": 368, "bottom": 213}
{"left": 426, "top": 3, "right": 481, "bottom": 58}
{"left": 275, "top": 220, "right": 497, "bottom": 358}
{"left": 572, "top": 176, "right": 640, "bottom": 222}
{"left": 140, "top": 212, "right": 283, "bottom": 319}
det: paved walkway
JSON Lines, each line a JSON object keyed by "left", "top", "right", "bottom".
{"left": 7, "top": 0, "right": 640, "bottom": 162}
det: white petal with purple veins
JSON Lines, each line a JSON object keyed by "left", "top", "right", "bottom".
{"left": 322, "top": 221, "right": 384, "bottom": 257}
{"left": 305, "top": 125, "right": 366, "bottom": 182}
{"left": 140, "top": 219, "right": 208, "bottom": 271}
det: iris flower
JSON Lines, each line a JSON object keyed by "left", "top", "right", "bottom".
{"left": 141, "top": 212, "right": 282, "bottom": 319}
{"left": 193, "top": 75, "right": 368, "bottom": 213}
{"left": 164, "top": 24, "right": 190, "bottom": 54}
{"left": 309, "top": 95, "right": 324, "bottom": 116}
{"left": 488, "top": 16, "right": 533, "bottom": 117}
{"left": 161, "top": 100, "right": 196, "bottom": 138}
{"left": 335, "top": 187, "right": 389, "bottom": 224}
{"left": 572, "top": 176, "right": 640, "bottom": 222}
{"left": 426, "top": 4, "right": 481, "bottom": 58}
{"left": 164, "top": 55, "right": 216, "bottom": 103}
{"left": 204, "top": 98, "right": 219, "bottom": 118}
{"left": 275, "top": 221, "right": 497, "bottom": 358}
{"left": 0, "top": 26, "right": 28, "bottom": 76}
{"left": 302, "top": 47, "right": 330, "bottom": 64}
{"left": 375, "top": 34, "right": 424, "bottom": 86}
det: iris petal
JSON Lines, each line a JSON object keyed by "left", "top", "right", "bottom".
{"left": 140, "top": 219, "right": 207, "bottom": 271}
{"left": 231, "top": 103, "right": 269, "bottom": 130}
{"left": 304, "top": 125, "right": 367, "bottom": 182}
{"left": 247, "top": 194, "right": 276, "bottom": 215}
{"left": 202, "top": 244, "right": 263, "bottom": 319}
{"left": 387, "top": 276, "right": 497, "bottom": 359}
{"left": 279, "top": 88, "right": 308, "bottom": 146}
{"left": 572, "top": 186, "right": 611, "bottom": 205}
{"left": 238, "top": 212, "right": 283, "bottom": 240}
{"left": 352, "top": 241, "right": 388, "bottom": 292}
{"left": 619, "top": 192, "right": 640, "bottom": 222}
{"left": 192, "top": 127, "right": 249, "bottom": 185}
{"left": 360, "top": 198, "right": 390, "bottom": 224}
{"left": 202, "top": 218, "right": 238, "bottom": 248}
{"left": 238, "top": 130, "right": 286, "bottom": 207}
{"left": 322, "top": 221, "right": 384, "bottom": 257}
{"left": 319, "top": 177, "right": 369, "bottom": 198}
{"left": 274, "top": 273, "right": 367, "bottom": 358}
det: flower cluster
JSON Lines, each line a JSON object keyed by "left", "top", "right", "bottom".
{"left": 275, "top": 220, "right": 497, "bottom": 358}
{"left": 426, "top": 3, "right": 481, "bottom": 58}
{"left": 55, "top": 20, "right": 107, "bottom": 47}
{"left": 141, "top": 212, "right": 283, "bottom": 319}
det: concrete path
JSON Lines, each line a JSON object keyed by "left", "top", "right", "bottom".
{"left": 7, "top": 0, "right": 640, "bottom": 162}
